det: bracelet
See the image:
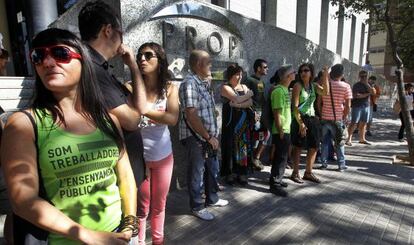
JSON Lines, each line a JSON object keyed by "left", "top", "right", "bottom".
{"left": 119, "top": 215, "right": 138, "bottom": 237}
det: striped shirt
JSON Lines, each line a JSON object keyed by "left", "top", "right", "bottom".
{"left": 179, "top": 72, "right": 218, "bottom": 141}
{"left": 321, "top": 80, "right": 352, "bottom": 121}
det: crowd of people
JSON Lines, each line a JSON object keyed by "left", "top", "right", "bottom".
{"left": 0, "top": 1, "right": 389, "bottom": 244}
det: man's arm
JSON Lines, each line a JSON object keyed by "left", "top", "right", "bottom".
{"left": 110, "top": 45, "right": 146, "bottom": 131}
{"left": 343, "top": 98, "right": 351, "bottom": 120}
{"left": 185, "top": 108, "right": 219, "bottom": 150}
{"left": 273, "top": 109, "right": 283, "bottom": 139}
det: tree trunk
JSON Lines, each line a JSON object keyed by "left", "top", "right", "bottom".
{"left": 384, "top": 0, "right": 414, "bottom": 164}
{"left": 395, "top": 69, "right": 414, "bottom": 164}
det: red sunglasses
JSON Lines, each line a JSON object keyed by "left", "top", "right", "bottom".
{"left": 30, "top": 45, "right": 82, "bottom": 65}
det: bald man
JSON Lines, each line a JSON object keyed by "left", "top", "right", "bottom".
{"left": 179, "top": 50, "right": 228, "bottom": 221}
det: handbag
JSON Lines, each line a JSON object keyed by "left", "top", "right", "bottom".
{"left": 328, "top": 82, "right": 348, "bottom": 146}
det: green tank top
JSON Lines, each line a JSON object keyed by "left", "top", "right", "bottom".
{"left": 35, "top": 110, "right": 122, "bottom": 245}
{"left": 298, "top": 83, "right": 316, "bottom": 116}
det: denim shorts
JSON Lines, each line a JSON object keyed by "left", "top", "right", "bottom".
{"left": 351, "top": 106, "right": 370, "bottom": 123}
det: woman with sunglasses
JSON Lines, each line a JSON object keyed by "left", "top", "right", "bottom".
{"left": 290, "top": 63, "right": 329, "bottom": 184}
{"left": 134, "top": 42, "right": 179, "bottom": 245}
{"left": 1, "top": 28, "right": 137, "bottom": 245}
{"left": 221, "top": 64, "right": 253, "bottom": 185}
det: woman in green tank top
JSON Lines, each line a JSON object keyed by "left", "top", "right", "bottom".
{"left": 290, "top": 64, "right": 329, "bottom": 184}
{"left": 1, "top": 29, "right": 137, "bottom": 245}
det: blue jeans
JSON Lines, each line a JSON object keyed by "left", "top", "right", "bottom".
{"left": 321, "top": 122, "right": 346, "bottom": 168}
{"left": 351, "top": 105, "right": 370, "bottom": 123}
{"left": 182, "top": 136, "right": 219, "bottom": 211}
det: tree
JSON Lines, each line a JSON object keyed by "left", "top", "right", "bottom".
{"left": 331, "top": 0, "right": 414, "bottom": 164}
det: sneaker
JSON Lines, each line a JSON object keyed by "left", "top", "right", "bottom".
{"left": 399, "top": 138, "right": 405, "bottom": 142}
{"left": 318, "top": 164, "right": 328, "bottom": 170}
{"left": 338, "top": 166, "right": 348, "bottom": 172}
{"left": 208, "top": 199, "right": 229, "bottom": 207}
{"left": 192, "top": 208, "right": 214, "bottom": 221}
{"left": 253, "top": 158, "right": 264, "bottom": 171}
{"left": 303, "top": 172, "right": 321, "bottom": 183}
{"left": 270, "top": 185, "right": 288, "bottom": 197}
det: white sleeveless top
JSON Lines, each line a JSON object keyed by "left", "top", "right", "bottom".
{"left": 139, "top": 94, "right": 172, "bottom": 162}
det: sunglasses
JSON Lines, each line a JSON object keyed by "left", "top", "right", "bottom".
{"left": 300, "top": 69, "right": 310, "bottom": 73}
{"left": 137, "top": 51, "right": 158, "bottom": 61}
{"left": 30, "top": 45, "right": 82, "bottom": 65}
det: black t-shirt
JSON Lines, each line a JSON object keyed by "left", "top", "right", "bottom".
{"left": 88, "top": 46, "right": 145, "bottom": 187}
{"left": 351, "top": 81, "right": 370, "bottom": 108}
{"left": 243, "top": 75, "right": 266, "bottom": 111}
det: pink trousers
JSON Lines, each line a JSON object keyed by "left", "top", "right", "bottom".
{"left": 137, "top": 153, "right": 173, "bottom": 245}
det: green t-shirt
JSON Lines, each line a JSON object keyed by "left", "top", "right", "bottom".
{"left": 298, "top": 83, "right": 316, "bottom": 116}
{"left": 35, "top": 111, "right": 122, "bottom": 245}
{"left": 271, "top": 85, "right": 291, "bottom": 134}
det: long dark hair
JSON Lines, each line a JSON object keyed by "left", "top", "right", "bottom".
{"left": 297, "top": 63, "right": 315, "bottom": 84}
{"left": 31, "top": 28, "right": 123, "bottom": 150}
{"left": 137, "top": 42, "right": 171, "bottom": 99}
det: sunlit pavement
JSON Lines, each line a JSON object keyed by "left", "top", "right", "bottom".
{"left": 158, "top": 103, "right": 413, "bottom": 244}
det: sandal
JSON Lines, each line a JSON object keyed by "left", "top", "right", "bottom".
{"left": 359, "top": 141, "right": 372, "bottom": 145}
{"left": 303, "top": 171, "right": 321, "bottom": 183}
{"left": 345, "top": 141, "right": 353, "bottom": 146}
{"left": 290, "top": 172, "right": 304, "bottom": 184}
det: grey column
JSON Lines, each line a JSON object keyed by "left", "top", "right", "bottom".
{"left": 349, "top": 15, "right": 356, "bottom": 61}
{"left": 296, "top": 0, "right": 308, "bottom": 38}
{"left": 359, "top": 23, "right": 366, "bottom": 65}
{"left": 265, "top": 0, "right": 277, "bottom": 26}
{"left": 319, "top": 0, "right": 329, "bottom": 48}
{"left": 336, "top": 5, "right": 344, "bottom": 55}
{"left": 29, "top": 0, "right": 58, "bottom": 35}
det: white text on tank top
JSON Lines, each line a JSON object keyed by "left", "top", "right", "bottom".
{"left": 140, "top": 96, "right": 172, "bottom": 162}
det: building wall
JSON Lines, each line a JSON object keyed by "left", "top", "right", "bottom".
{"left": 217, "top": 0, "right": 368, "bottom": 65}
{"left": 352, "top": 15, "right": 362, "bottom": 64}
{"left": 306, "top": 0, "right": 321, "bottom": 44}
{"left": 341, "top": 13, "right": 352, "bottom": 59}
{"left": 276, "top": 0, "right": 297, "bottom": 33}
{"left": 229, "top": 0, "right": 261, "bottom": 20}
{"left": 326, "top": 3, "right": 339, "bottom": 53}
{"left": 370, "top": 31, "right": 387, "bottom": 48}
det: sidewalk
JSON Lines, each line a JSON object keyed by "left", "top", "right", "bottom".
{"left": 156, "top": 109, "right": 413, "bottom": 244}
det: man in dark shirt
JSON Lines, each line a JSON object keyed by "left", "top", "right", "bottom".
{"left": 243, "top": 59, "right": 269, "bottom": 170}
{"left": 346, "top": 70, "right": 376, "bottom": 146}
{"left": 78, "top": 1, "right": 147, "bottom": 187}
